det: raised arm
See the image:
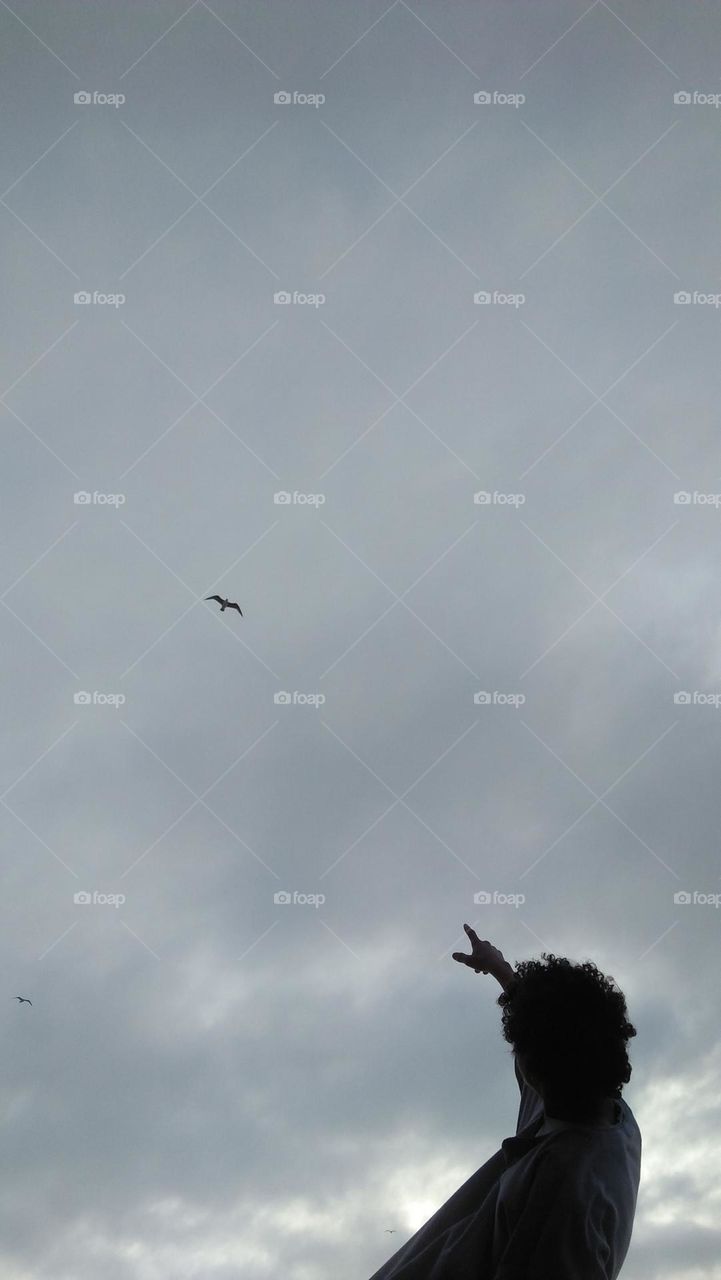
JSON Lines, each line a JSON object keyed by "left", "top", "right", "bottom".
{"left": 452, "top": 923, "right": 515, "bottom": 990}
{"left": 453, "top": 924, "right": 530, "bottom": 1111}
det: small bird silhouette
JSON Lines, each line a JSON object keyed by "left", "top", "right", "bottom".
{"left": 13, "top": 996, "right": 32, "bottom": 1005}
{"left": 205, "top": 595, "right": 243, "bottom": 616}
{"left": 385, "top": 1230, "right": 396, "bottom": 1234}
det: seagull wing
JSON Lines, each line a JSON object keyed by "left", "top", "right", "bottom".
{"left": 228, "top": 602, "right": 243, "bottom": 615}
{"left": 205, "top": 595, "right": 224, "bottom": 604}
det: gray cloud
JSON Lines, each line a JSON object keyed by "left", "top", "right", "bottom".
{"left": 2, "top": 2, "right": 720, "bottom": 1278}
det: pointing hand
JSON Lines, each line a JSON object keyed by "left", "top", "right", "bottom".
{"left": 452, "top": 924, "right": 506, "bottom": 975}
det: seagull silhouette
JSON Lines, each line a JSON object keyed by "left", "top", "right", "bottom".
{"left": 13, "top": 996, "right": 32, "bottom": 1005}
{"left": 205, "top": 595, "right": 243, "bottom": 616}
{"left": 385, "top": 1230, "right": 396, "bottom": 1234}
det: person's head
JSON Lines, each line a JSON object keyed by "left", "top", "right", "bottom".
{"left": 497, "top": 953, "right": 636, "bottom": 1122}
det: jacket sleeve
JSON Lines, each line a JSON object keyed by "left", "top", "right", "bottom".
{"left": 513, "top": 1054, "right": 544, "bottom": 1135}
{"left": 513, "top": 1053, "right": 525, "bottom": 1096}
{"left": 492, "top": 1148, "right": 611, "bottom": 1280}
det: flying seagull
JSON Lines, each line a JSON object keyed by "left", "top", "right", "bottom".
{"left": 13, "top": 996, "right": 32, "bottom": 1005}
{"left": 205, "top": 595, "right": 243, "bottom": 616}
{"left": 385, "top": 1230, "right": 396, "bottom": 1234}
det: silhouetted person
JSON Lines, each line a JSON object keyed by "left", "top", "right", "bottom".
{"left": 368, "top": 926, "right": 641, "bottom": 1279}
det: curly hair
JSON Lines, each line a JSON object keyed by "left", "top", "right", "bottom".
{"left": 497, "top": 953, "right": 636, "bottom": 1114}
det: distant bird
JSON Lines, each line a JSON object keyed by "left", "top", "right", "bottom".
{"left": 205, "top": 595, "right": 243, "bottom": 616}
{"left": 385, "top": 1230, "right": 396, "bottom": 1234}
{"left": 13, "top": 996, "right": 32, "bottom": 1005}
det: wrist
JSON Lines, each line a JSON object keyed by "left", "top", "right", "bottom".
{"left": 489, "top": 959, "right": 515, "bottom": 989}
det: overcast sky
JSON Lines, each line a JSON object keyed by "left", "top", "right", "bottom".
{"left": 2, "top": 2, "right": 721, "bottom": 1277}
